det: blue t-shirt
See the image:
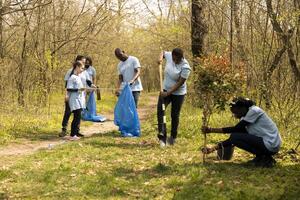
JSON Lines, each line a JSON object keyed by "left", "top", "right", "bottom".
{"left": 85, "top": 66, "right": 96, "bottom": 82}
{"left": 242, "top": 106, "right": 282, "bottom": 152}
{"left": 163, "top": 52, "right": 191, "bottom": 95}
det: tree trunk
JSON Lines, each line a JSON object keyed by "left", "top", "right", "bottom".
{"left": 191, "top": 0, "right": 208, "bottom": 65}
{"left": 0, "top": 0, "right": 4, "bottom": 58}
{"left": 266, "top": 0, "right": 300, "bottom": 82}
{"left": 17, "top": 14, "right": 28, "bottom": 106}
{"left": 233, "top": 0, "right": 253, "bottom": 95}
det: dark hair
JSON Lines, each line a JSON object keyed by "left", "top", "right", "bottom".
{"left": 75, "top": 55, "right": 85, "bottom": 62}
{"left": 70, "top": 61, "right": 83, "bottom": 77}
{"left": 114, "top": 48, "right": 124, "bottom": 56}
{"left": 230, "top": 97, "right": 255, "bottom": 109}
{"left": 172, "top": 48, "right": 184, "bottom": 60}
{"left": 85, "top": 56, "right": 93, "bottom": 65}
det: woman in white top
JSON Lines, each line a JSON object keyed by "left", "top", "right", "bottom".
{"left": 202, "top": 97, "right": 282, "bottom": 168}
{"left": 157, "top": 48, "right": 191, "bottom": 147}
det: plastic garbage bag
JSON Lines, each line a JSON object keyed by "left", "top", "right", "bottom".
{"left": 114, "top": 83, "right": 141, "bottom": 137}
{"left": 82, "top": 91, "right": 106, "bottom": 122}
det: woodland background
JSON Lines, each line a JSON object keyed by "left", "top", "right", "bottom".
{"left": 0, "top": 0, "right": 299, "bottom": 145}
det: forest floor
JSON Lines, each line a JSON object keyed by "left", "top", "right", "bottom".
{"left": 0, "top": 95, "right": 156, "bottom": 161}
{"left": 0, "top": 93, "right": 299, "bottom": 199}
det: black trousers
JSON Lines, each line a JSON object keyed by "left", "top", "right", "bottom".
{"left": 71, "top": 109, "right": 82, "bottom": 136}
{"left": 220, "top": 133, "right": 276, "bottom": 156}
{"left": 132, "top": 91, "right": 140, "bottom": 108}
{"left": 62, "top": 102, "right": 71, "bottom": 131}
{"left": 157, "top": 94, "right": 185, "bottom": 141}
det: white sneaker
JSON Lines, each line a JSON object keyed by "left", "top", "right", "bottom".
{"left": 159, "top": 140, "right": 166, "bottom": 148}
{"left": 70, "top": 135, "right": 80, "bottom": 141}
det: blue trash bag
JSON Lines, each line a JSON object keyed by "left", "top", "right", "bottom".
{"left": 114, "top": 83, "right": 141, "bottom": 137}
{"left": 82, "top": 91, "right": 107, "bottom": 122}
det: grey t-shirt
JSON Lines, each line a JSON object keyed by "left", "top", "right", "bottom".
{"left": 67, "top": 74, "right": 85, "bottom": 112}
{"left": 118, "top": 56, "right": 143, "bottom": 92}
{"left": 85, "top": 66, "right": 96, "bottom": 82}
{"left": 163, "top": 52, "right": 191, "bottom": 95}
{"left": 242, "top": 106, "right": 282, "bottom": 152}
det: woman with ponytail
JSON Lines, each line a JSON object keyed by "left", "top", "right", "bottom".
{"left": 201, "top": 97, "right": 282, "bottom": 168}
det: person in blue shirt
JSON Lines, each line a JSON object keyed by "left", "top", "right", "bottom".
{"left": 84, "top": 56, "right": 96, "bottom": 84}
{"left": 202, "top": 97, "right": 282, "bottom": 167}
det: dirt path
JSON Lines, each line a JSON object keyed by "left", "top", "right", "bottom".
{"left": 0, "top": 95, "right": 157, "bottom": 158}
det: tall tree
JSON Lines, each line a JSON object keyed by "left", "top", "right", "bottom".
{"left": 191, "top": 0, "right": 207, "bottom": 63}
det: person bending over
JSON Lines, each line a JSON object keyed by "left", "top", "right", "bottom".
{"left": 202, "top": 97, "right": 282, "bottom": 168}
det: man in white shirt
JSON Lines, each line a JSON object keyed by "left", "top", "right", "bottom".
{"left": 114, "top": 48, "right": 143, "bottom": 108}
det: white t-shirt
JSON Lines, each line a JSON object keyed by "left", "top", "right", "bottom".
{"left": 242, "top": 106, "right": 282, "bottom": 152}
{"left": 163, "top": 52, "right": 191, "bottom": 95}
{"left": 64, "top": 68, "right": 91, "bottom": 88}
{"left": 117, "top": 56, "right": 143, "bottom": 92}
{"left": 67, "top": 74, "right": 85, "bottom": 112}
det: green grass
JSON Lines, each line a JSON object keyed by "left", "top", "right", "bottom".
{"left": 0, "top": 92, "right": 118, "bottom": 145}
{"left": 0, "top": 93, "right": 299, "bottom": 199}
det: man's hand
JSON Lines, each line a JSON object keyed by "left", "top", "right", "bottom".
{"left": 64, "top": 95, "right": 69, "bottom": 102}
{"left": 160, "top": 91, "right": 170, "bottom": 98}
{"left": 157, "top": 59, "right": 163, "bottom": 65}
{"left": 129, "top": 80, "right": 135, "bottom": 85}
{"left": 115, "top": 89, "right": 120, "bottom": 96}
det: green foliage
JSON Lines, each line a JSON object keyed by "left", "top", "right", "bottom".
{"left": 194, "top": 55, "right": 246, "bottom": 110}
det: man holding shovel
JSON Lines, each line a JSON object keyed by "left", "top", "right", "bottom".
{"left": 157, "top": 48, "right": 191, "bottom": 147}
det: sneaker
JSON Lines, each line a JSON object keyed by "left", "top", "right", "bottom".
{"left": 167, "top": 136, "right": 176, "bottom": 146}
{"left": 70, "top": 135, "right": 80, "bottom": 141}
{"left": 159, "top": 140, "right": 166, "bottom": 148}
{"left": 256, "top": 155, "right": 276, "bottom": 168}
{"left": 59, "top": 129, "right": 67, "bottom": 137}
{"left": 76, "top": 133, "right": 85, "bottom": 137}
{"left": 246, "top": 155, "right": 262, "bottom": 166}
